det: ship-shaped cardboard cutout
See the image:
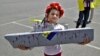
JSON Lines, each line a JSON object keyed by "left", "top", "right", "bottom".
{"left": 4, "top": 27, "right": 94, "bottom": 48}
{"left": 4, "top": 18, "right": 94, "bottom": 48}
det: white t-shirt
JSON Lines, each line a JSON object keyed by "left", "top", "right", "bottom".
{"left": 44, "top": 24, "right": 65, "bottom": 55}
{"left": 33, "top": 22, "right": 65, "bottom": 55}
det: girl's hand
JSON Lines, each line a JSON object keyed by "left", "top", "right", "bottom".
{"left": 79, "top": 36, "right": 91, "bottom": 45}
{"left": 17, "top": 44, "right": 30, "bottom": 50}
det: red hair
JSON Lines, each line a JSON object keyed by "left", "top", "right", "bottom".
{"left": 45, "top": 2, "right": 64, "bottom": 18}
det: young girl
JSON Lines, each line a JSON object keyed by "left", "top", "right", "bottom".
{"left": 36, "top": 2, "right": 65, "bottom": 56}
{"left": 18, "top": 2, "right": 65, "bottom": 56}
{"left": 17, "top": 2, "right": 91, "bottom": 56}
{"left": 76, "top": 0, "right": 95, "bottom": 28}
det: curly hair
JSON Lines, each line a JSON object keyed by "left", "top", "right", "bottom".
{"left": 45, "top": 2, "right": 64, "bottom": 18}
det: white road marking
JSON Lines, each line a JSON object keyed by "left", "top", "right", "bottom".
{"left": 0, "top": 18, "right": 28, "bottom": 27}
{"left": 0, "top": 22, "right": 12, "bottom": 27}
{"left": 92, "top": 21, "right": 100, "bottom": 25}
{"left": 86, "top": 44, "right": 100, "bottom": 50}
{"left": 11, "top": 21, "right": 33, "bottom": 29}
{"left": 0, "top": 14, "right": 44, "bottom": 27}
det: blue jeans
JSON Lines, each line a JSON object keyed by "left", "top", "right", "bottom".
{"left": 76, "top": 7, "right": 90, "bottom": 28}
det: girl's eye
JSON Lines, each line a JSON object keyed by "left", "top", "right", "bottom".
{"left": 51, "top": 13, "right": 59, "bottom": 17}
{"left": 51, "top": 13, "right": 55, "bottom": 15}
{"left": 56, "top": 14, "right": 59, "bottom": 17}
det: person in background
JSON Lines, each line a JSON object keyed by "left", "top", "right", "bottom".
{"left": 76, "top": 0, "right": 95, "bottom": 28}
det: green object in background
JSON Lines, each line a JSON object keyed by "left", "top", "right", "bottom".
{"left": 30, "top": 17, "right": 42, "bottom": 23}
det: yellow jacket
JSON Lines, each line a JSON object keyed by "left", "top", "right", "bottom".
{"left": 78, "top": 0, "right": 95, "bottom": 11}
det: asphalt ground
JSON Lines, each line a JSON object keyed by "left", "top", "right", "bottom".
{"left": 0, "top": 0, "right": 100, "bottom": 56}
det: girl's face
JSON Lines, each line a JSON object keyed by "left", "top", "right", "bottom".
{"left": 46, "top": 9, "right": 60, "bottom": 24}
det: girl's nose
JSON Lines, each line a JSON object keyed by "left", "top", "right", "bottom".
{"left": 53, "top": 14, "right": 57, "bottom": 17}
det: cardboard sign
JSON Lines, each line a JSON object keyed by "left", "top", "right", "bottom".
{"left": 4, "top": 27, "right": 94, "bottom": 48}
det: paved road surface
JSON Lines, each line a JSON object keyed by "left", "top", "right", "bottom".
{"left": 0, "top": 0, "right": 100, "bottom": 56}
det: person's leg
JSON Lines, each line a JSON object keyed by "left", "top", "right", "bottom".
{"left": 76, "top": 11, "right": 84, "bottom": 28}
{"left": 82, "top": 7, "right": 90, "bottom": 28}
